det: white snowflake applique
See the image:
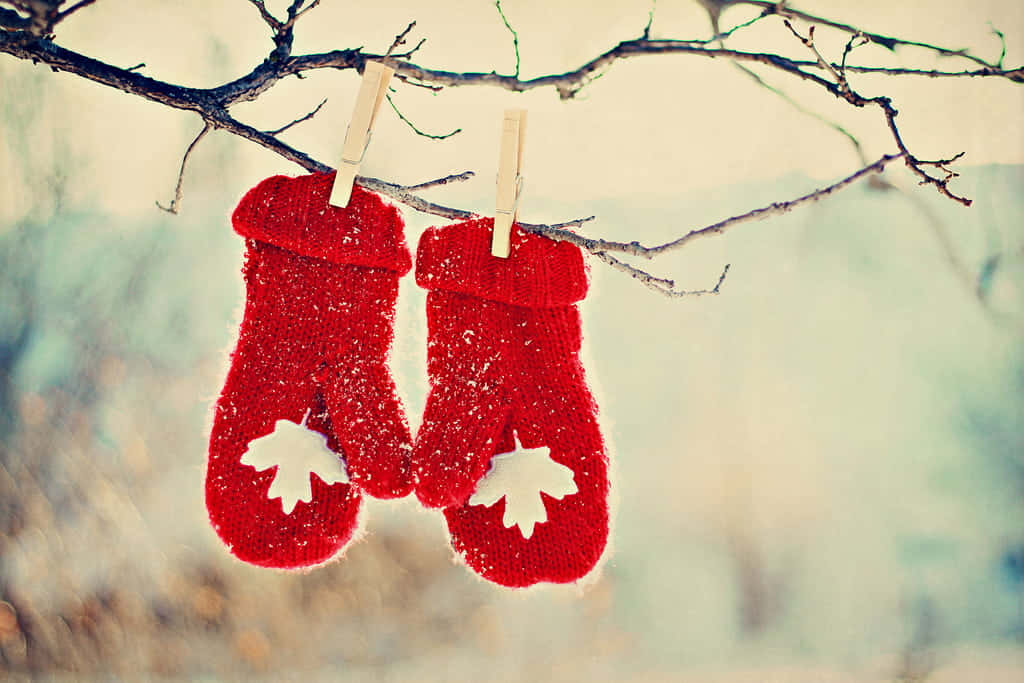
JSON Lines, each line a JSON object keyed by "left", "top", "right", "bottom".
{"left": 240, "top": 415, "right": 349, "bottom": 514}
{"left": 468, "top": 432, "right": 578, "bottom": 539}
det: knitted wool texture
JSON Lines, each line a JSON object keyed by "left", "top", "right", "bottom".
{"left": 414, "top": 218, "right": 610, "bottom": 587}
{"left": 207, "top": 172, "right": 413, "bottom": 569}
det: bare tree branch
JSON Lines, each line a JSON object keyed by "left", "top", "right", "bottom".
{"left": 784, "top": 20, "right": 972, "bottom": 205}
{"left": 2, "top": 3, "right": 1019, "bottom": 295}
{"left": 740, "top": 0, "right": 1002, "bottom": 69}
{"left": 1, "top": 10, "right": 999, "bottom": 214}
{"left": 3, "top": 23, "right": 1017, "bottom": 113}
{"left": 386, "top": 41, "right": 835, "bottom": 97}
{"left": 523, "top": 154, "right": 906, "bottom": 258}
{"left": 156, "top": 122, "right": 212, "bottom": 215}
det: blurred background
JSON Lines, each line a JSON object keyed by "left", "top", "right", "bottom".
{"left": 1, "top": 1, "right": 1022, "bottom": 680}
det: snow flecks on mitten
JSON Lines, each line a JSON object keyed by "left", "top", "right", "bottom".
{"left": 315, "top": 356, "right": 414, "bottom": 500}
{"left": 206, "top": 172, "right": 412, "bottom": 570}
{"left": 240, "top": 415, "right": 350, "bottom": 515}
{"left": 413, "top": 217, "right": 611, "bottom": 588}
{"left": 468, "top": 431, "right": 578, "bottom": 539}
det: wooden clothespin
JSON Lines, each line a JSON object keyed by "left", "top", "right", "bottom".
{"left": 492, "top": 109, "right": 527, "bottom": 258}
{"left": 329, "top": 62, "right": 395, "bottom": 207}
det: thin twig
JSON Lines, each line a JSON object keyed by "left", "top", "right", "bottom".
{"left": 712, "top": 9, "right": 775, "bottom": 43}
{"left": 359, "top": 176, "right": 475, "bottom": 220}
{"left": 403, "top": 171, "right": 475, "bottom": 191}
{"left": 642, "top": 0, "right": 656, "bottom": 40}
{"left": 595, "top": 251, "right": 676, "bottom": 291}
{"left": 989, "top": 23, "right": 1007, "bottom": 68}
{"left": 595, "top": 252, "right": 731, "bottom": 298}
{"left": 521, "top": 215, "right": 596, "bottom": 231}
{"left": 385, "top": 20, "right": 416, "bottom": 57}
{"left": 840, "top": 32, "right": 869, "bottom": 75}
{"left": 784, "top": 21, "right": 850, "bottom": 96}
{"left": 247, "top": 0, "right": 282, "bottom": 31}
{"left": 156, "top": 122, "right": 212, "bottom": 214}
{"left": 283, "top": 0, "right": 321, "bottom": 31}
{"left": 264, "top": 97, "right": 327, "bottom": 135}
{"left": 391, "top": 37, "right": 426, "bottom": 60}
{"left": 827, "top": 64, "right": 1023, "bottom": 79}
{"left": 391, "top": 72, "right": 443, "bottom": 92}
{"left": 385, "top": 92, "right": 461, "bottom": 140}
{"left": 56, "top": 0, "right": 96, "bottom": 22}
{"left": 879, "top": 102, "right": 971, "bottom": 206}
{"left": 494, "top": 0, "right": 520, "bottom": 79}
{"left": 126, "top": 62, "right": 145, "bottom": 72}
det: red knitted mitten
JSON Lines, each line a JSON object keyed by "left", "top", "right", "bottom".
{"left": 413, "top": 218, "right": 610, "bottom": 587}
{"left": 207, "top": 172, "right": 413, "bottom": 569}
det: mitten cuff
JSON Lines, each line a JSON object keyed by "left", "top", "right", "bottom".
{"left": 232, "top": 172, "right": 412, "bottom": 274}
{"left": 415, "top": 218, "right": 588, "bottom": 307}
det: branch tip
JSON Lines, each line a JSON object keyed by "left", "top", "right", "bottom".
{"left": 156, "top": 122, "right": 212, "bottom": 215}
{"left": 385, "top": 20, "right": 417, "bottom": 58}
{"left": 265, "top": 98, "right": 328, "bottom": 135}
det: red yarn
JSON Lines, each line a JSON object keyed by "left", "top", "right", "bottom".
{"left": 206, "top": 173, "right": 413, "bottom": 569}
{"left": 413, "top": 218, "right": 610, "bottom": 587}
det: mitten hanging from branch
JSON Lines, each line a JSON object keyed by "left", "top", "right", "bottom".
{"left": 206, "top": 172, "right": 413, "bottom": 569}
{"left": 413, "top": 218, "right": 611, "bottom": 587}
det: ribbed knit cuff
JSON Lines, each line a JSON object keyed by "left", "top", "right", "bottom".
{"left": 416, "top": 218, "right": 588, "bottom": 307}
{"left": 232, "top": 172, "right": 412, "bottom": 274}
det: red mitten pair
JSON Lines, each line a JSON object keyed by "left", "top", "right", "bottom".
{"left": 206, "top": 172, "right": 412, "bottom": 569}
{"left": 413, "top": 218, "right": 611, "bottom": 588}
{"left": 207, "top": 174, "right": 611, "bottom": 586}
